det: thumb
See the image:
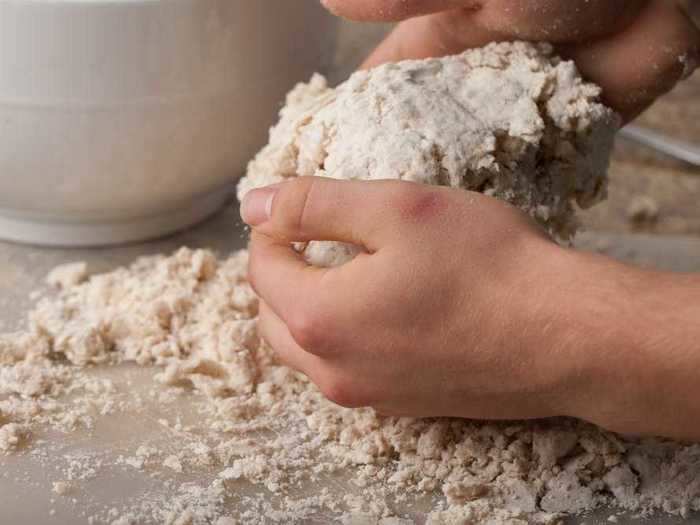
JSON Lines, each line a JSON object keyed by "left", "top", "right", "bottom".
{"left": 240, "top": 176, "right": 448, "bottom": 250}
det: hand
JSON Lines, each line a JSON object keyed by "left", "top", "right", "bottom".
{"left": 242, "top": 177, "right": 700, "bottom": 439}
{"left": 322, "top": 0, "right": 700, "bottom": 122}
{"left": 241, "top": 177, "right": 592, "bottom": 421}
{"left": 241, "top": 178, "right": 700, "bottom": 438}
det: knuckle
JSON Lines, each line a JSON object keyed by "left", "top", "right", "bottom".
{"left": 393, "top": 185, "right": 449, "bottom": 223}
{"left": 287, "top": 303, "right": 330, "bottom": 352}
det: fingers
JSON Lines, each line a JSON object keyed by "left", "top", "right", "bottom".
{"left": 244, "top": 178, "right": 456, "bottom": 350}
{"left": 242, "top": 177, "right": 375, "bottom": 247}
{"left": 241, "top": 176, "right": 447, "bottom": 250}
{"left": 327, "top": 0, "right": 641, "bottom": 34}
{"left": 249, "top": 231, "right": 359, "bottom": 354}
{"left": 466, "top": 0, "right": 645, "bottom": 43}
{"left": 561, "top": 0, "right": 700, "bottom": 121}
{"left": 258, "top": 301, "right": 322, "bottom": 373}
{"left": 259, "top": 300, "right": 372, "bottom": 409}
{"left": 359, "top": 0, "right": 699, "bottom": 122}
{"left": 361, "top": 14, "right": 495, "bottom": 68}
{"left": 361, "top": 0, "right": 645, "bottom": 68}
{"left": 321, "top": 0, "right": 476, "bottom": 22}
{"left": 248, "top": 231, "right": 329, "bottom": 336}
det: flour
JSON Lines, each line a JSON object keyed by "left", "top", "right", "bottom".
{"left": 238, "top": 41, "right": 617, "bottom": 266}
{"left": 53, "top": 480, "right": 72, "bottom": 495}
{"left": 0, "top": 421, "right": 23, "bottom": 453}
{"left": 679, "top": 51, "right": 699, "bottom": 80}
{"left": 46, "top": 262, "right": 89, "bottom": 290}
{"left": 626, "top": 195, "right": 659, "bottom": 224}
{"left": 2, "top": 248, "right": 700, "bottom": 523}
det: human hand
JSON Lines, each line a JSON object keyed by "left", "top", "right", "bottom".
{"left": 322, "top": 0, "right": 700, "bottom": 122}
{"left": 241, "top": 177, "right": 592, "bottom": 421}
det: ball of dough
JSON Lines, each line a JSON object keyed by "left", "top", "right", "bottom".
{"left": 238, "top": 41, "right": 618, "bottom": 267}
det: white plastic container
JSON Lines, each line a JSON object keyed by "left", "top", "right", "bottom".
{"left": 0, "top": 0, "right": 337, "bottom": 246}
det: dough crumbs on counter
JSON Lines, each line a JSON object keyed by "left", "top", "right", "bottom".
{"left": 2, "top": 247, "right": 700, "bottom": 523}
{"left": 53, "top": 480, "right": 72, "bottom": 495}
{"left": 46, "top": 261, "right": 89, "bottom": 289}
{"left": 0, "top": 421, "right": 24, "bottom": 453}
{"left": 626, "top": 195, "right": 660, "bottom": 224}
{"left": 238, "top": 41, "right": 618, "bottom": 266}
{"left": 163, "top": 454, "right": 183, "bottom": 473}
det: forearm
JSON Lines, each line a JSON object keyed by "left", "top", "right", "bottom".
{"left": 559, "top": 250, "right": 700, "bottom": 439}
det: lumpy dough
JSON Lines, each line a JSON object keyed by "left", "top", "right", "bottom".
{"left": 5, "top": 248, "right": 700, "bottom": 523}
{"left": 238, "top": 41, "right": 618, "bottom": 267}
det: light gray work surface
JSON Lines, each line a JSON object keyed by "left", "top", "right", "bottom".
{"left": 1, "top": 203, "right": 700, "bottom": 524}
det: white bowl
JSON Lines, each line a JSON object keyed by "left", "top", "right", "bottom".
{"left": 0, "top": 0, "right": 337, "bottom": 246}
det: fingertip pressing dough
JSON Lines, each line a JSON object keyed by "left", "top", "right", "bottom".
{"left": 238, "top": 41, "right": 618, "bottom": 266}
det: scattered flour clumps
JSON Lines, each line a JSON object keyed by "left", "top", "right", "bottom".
{"left": 238, "top": 41, "right": 618, "bottom": 266}
{"left": 0, "top": 421, "right": 23, "bottom": 453}
{"left": 3, "top": 249, "right": 700, "bottom": 523}
{"left": 46, "top": 262, "right": 88, "bottom": 290}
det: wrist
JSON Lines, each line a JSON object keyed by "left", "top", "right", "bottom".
{"left": 520, "top": 241, "right": 648, "bottom": 423}
{"left": 486, "top": 237, "right": 615, "bottom": 420}
{"left": 546, "top": 247, "right": 700, "bottom": 438}
{"left": 543, "top": 249, "right": 642, "bottom": 424}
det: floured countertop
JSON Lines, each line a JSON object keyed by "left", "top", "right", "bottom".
{"left": 1, "top": 203, "right": 700, "bottom": 525}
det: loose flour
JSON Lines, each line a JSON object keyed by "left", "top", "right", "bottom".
{"left": 2, "top": 248, "right": 700, "bottom": 524}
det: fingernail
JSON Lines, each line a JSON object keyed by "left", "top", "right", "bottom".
{"left": 241, "top": 186, "right": 278, "bottom": 226}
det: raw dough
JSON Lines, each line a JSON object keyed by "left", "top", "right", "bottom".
{"left": 238, "top": 41, "right": 618, "bottom": 266}
{"left": 3, "top": 249, "right": 700, "bottom": 523}
{"left": 46, "top": 262, "right": 88, "bottom": 290}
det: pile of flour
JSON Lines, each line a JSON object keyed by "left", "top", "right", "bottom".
{"left": 3, "top": 248, "right": 700, "bottom": 524}
{"left": 238, "top": 41, "right": 617, "bottom": 266}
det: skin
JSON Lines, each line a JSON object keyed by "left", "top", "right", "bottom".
{"left": 242, "top": 1, "right": 700, "bottom": 440}
{"left": 327, "top": 0, "right": 700, "bottom": 121}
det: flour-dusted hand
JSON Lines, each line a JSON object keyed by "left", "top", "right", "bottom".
{"left": 242, "top": 177, "right": 700, "bottom": 440}
{"left": 323, "top": 0, "right": 700, "bottom": 121}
